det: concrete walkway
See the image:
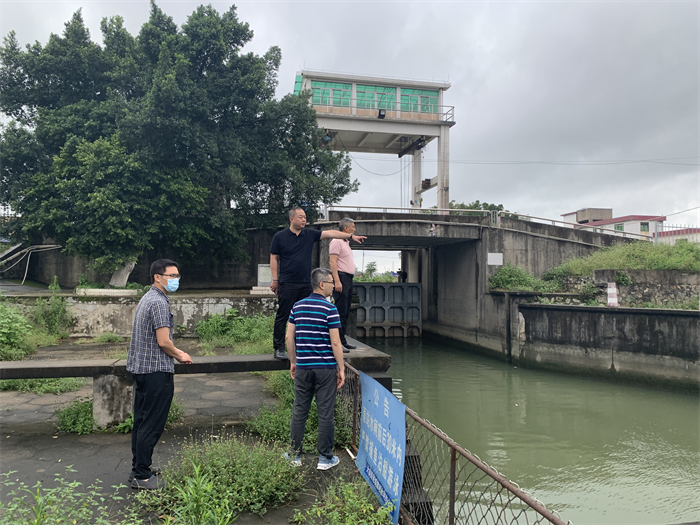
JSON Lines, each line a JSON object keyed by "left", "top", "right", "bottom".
{"left": 0, "top": 340, "right": 359, "bottom": 523}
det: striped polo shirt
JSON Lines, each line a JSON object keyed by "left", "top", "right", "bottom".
{"left": 288, "top": 293, "right": 342, "bottom": 369}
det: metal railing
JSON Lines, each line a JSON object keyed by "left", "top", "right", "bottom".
{"left": 654, "top": 223, "right": 700, "bottom": 244}
{"left": 311, "top": 99, "right": 455, "bottom": 122}
{"left": 326, "top": 205, "right": 490, "bottom": 216}
{"left": 496, "top": 212, "right": 651, "bottom": 241}
{"left": 339, "top": 363, "right": 570, "bottom": 525}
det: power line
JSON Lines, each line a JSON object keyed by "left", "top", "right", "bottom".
{"left": 348, "top": 154, "right": 700, "bottom": 166}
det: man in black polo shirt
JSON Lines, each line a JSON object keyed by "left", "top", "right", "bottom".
{"left": 270, "top": 207, "right": 366, "bottom": 360}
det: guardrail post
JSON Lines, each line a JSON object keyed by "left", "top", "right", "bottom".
{"left": 352, "top": 374, "right": 359, "bottom": 448}
{"left": 449, "top": 447, "right": 456, "bottom": 525}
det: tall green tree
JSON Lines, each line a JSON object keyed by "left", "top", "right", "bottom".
{"left": 0, "top": 3, "right": 357, "bottom": 277}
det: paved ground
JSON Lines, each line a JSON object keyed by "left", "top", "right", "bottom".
{"left": 0, "top": 338, "right": 362, "bottom": 523}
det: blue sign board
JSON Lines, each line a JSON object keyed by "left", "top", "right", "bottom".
{"left": 356, "top": 372, "right": 406, "bottom": 525}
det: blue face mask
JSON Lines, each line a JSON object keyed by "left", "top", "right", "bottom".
{"left": 164, "top": 278, "right": 179, "bottom": 293}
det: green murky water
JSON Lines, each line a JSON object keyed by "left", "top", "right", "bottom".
{"left": 366, "top": 337, "right": 700, "bottom": 525}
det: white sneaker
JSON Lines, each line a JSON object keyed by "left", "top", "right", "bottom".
{"left": 283, "top": 452, "right": 302, "bottom": 467}
{"left": 317, "top": 455, "right": 339, "bottom": 470}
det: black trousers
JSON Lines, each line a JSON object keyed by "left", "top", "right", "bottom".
{"left": 131, "top": 372, "right": 174, "bottom": 479}
{"left": 332, "top": 272, "right": 354, "bottom": 345}
{"left": 290, "top": 368, "right": 338, "bottom": 458}
{"left": 273, "top": 282, "right": 313, "bottom": 351}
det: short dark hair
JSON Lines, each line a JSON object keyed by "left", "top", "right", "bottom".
{"left": 311, "top": 268, "right": 332, "bottom": 290}
{"left": 150, "top": 259, "right": 179, "bottom": 284}
{"left": 288, "top": 206, "right": 305, "bottom": 220}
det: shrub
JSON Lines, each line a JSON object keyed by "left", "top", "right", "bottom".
{"left": 0, "top": 302, "right": 34, "bottom": 360}
{"left": 31, "top": 276, "right": 72, "bottom": 337}
{"left": 135, "top": 434, "right": 304, "bottom": 519}
{"left": 615, "top": 271, "right": 633, "bottom": 286}
{"left": 579, "top": 283, "right": 598, "bottom": 301}
{"left": 195, "top": 309, "right": 274, "bottom": 348}
{"left": 291, "top": 477, "right": 393, "bottom": 525}
{"left": 55, "top": 397, "right": 95, "bottom": 435}
{"left": 488, "top": 264, "right": 564, "bottom": 293}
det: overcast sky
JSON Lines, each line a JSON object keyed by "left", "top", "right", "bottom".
{"left": 2, "top": 0, "right": 698, "bottom": 271}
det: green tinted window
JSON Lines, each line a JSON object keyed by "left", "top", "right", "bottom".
{"left": 293, "top": 75, "right": 303, "bottom": 96}
{"left": 614, "top": 224, "right": 624, "bottom": 232}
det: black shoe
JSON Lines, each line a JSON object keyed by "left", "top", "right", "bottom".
{"left": 342, "top": 343, "right": 356, "bottom": 350}
{"left": 128, "top": 467, "right": 162, "bottom": 483}
{"left": 274, "top": 348, "right": 289, "bottom": 360}
{"left": 131, "top": 475, "right": 166, "bottom": 490}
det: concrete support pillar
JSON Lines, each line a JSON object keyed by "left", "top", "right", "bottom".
{"left": 93, "top": 373, "right": 133, "bottom": 428}
{"left": 437, "top": 126, "right": 450, "bottom": 212}
{"left": 421, "top": 248, "right": 429, "bottom": 321}
{"left": 411, "top": 149, "right": 422, "bottom": 212}
{"left": 407, "top": 250, "right": 419, "bottom": 283}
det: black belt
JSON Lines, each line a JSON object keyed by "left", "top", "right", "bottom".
{"left": 339, "top": 271, "right": 354, "bottom": 277}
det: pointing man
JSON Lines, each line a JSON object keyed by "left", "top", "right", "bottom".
{"left": 270, "top": 207, "right": 366, "bottom": 360}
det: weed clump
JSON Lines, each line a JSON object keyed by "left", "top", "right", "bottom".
{"left": 195, "top": 309, "right": 274, "bottom": 350}
{"left": 488, "top": 264, "right": 564, "bottom": 292}
{"left": 135, "top": 434, "right": 304, "bottom": 521}
{"left": 291, "top": 477, "right": 393, "bottom": 524}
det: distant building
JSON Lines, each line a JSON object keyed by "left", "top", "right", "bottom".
{"left": 561, "top": 208, "right": 665, "bottom": 239}
{"left": 654, "top": 226, "right": 700, "bottom": 245}
{"left": 561, "top": 208, "right": 612, "bottom": 225}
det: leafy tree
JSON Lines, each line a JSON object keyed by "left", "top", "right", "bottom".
{"left": 427, "top": 200, "right": 518, "bottom": 218}
{"left": 363, "top": 261, "right": 378, "bottom": 279}
{"left": 0, "top": 3, "right": 357, "bottom": 277}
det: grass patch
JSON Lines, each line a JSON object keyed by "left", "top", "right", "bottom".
{"left": 196, "top": 309, "right": 274, "bottom": 348}
{"left": 544, "top": 240, "right": 700, "bottom": 279}
{"left": 291, "top": 477, "right": 393, "bottom": 525}
{"left": 0, "top": 377, "right": 85, "bottom": 395}
{"left": 55, "top": 396, "right": 184, "bottom": 434}
{"left": 0, "top": 468, "right": 138, "bottom": 525}
{"left": 247, "top": 371, "right": 353, "bottom": 453}
{"left": 489, "top": 264, "right": 564, "bottom": 292}
{"left": 135, "top": 433, "right": 305, "bottom": 521}
{"left": 93, "top": 332, "right": 125, "bottom": 344}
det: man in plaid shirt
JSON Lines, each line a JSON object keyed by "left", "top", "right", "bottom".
{"left": 126, "top": 259, "right": 192, "bottom": 490}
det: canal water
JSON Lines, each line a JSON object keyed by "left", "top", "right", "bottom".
{"left": 365, "top": 337, "right": 700, "bottom": 525}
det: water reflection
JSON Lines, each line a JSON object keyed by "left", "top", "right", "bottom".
{"left": 368, "top": 337, "right": 700, "bottom": 525}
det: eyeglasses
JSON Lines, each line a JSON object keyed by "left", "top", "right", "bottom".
{"left": 322, "top": 281, "right": 335, "bottom": 286}
{"left": 159, "top": 273, "right": 181, "bottom": 279}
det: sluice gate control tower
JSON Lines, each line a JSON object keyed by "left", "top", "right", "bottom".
{"left": 294, "top": 70, "right": 456, "bottom": 209}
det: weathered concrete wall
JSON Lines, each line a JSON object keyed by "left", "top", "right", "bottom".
{"left": 516, "top": 304, "right": 700, "bottom": 392}
{"left": 14, "top": 229, "right": 278, "bottom": 289}
{"left": 595, "top": 270, "right": 699, "bottom": 305}
{"left": 11, "top": 295, "right": 277, "bottom": 337}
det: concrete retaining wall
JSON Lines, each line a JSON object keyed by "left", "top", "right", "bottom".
{"left": 516, "top": 304, "right": 699, "bottom": 392}
{"left": 9, "top": 295, "right": 277, "bottom": 337}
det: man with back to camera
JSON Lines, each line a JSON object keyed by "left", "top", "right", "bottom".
{"left": 329, "top": 217, "right": 358, "bottom": 350}
{"left": 284, "top": 268, "right": 345, "bottom": 470}
{"left": 126, "top": 259, "right": 192, "bottom": 490}
{"left": 270, "top": 207, "right": 366, "bottom": 360}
